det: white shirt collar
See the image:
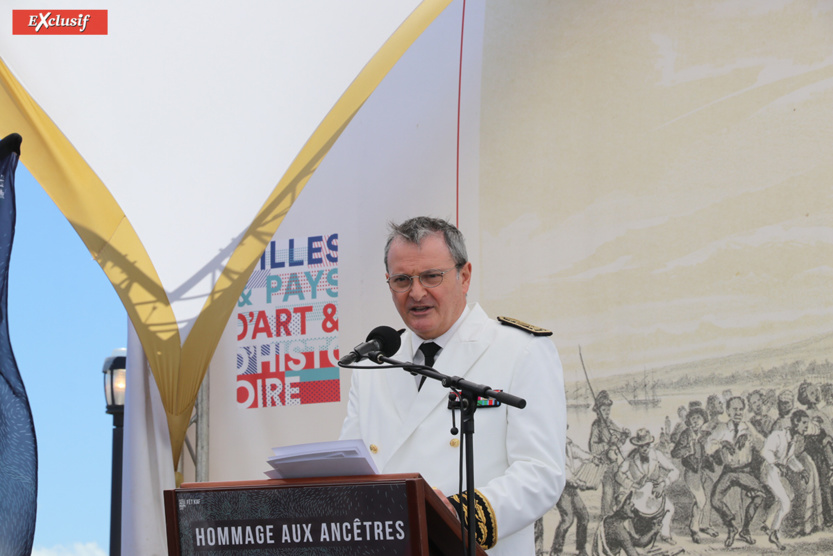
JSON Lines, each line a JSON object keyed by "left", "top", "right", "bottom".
{"left": 409, "top": 304, "right": 471, "bottom": 363}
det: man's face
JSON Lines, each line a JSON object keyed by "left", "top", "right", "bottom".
{"left": 727, "top": 399, "right": 744, "bottom": 423}
{"left": 749, "top": 393, "right": 763, "bottom": 414}
{"left": 794, "top": 416, "right": 810, "bottom": 436}
{"left": 689, "top": 413, "right": 705, "bottom": 430}
{"left": 386, "top": 233, "right": 471, "bottom": 340}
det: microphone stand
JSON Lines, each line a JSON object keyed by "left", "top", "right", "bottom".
{"left": 369, "top": 352, "right": 527, "bottom": 556}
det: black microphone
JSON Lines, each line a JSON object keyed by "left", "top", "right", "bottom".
{"left": 339, "top": 325, "right": 401, "bottom": 365}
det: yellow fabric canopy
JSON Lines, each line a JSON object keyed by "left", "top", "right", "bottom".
{"left": 0, "top": 0, "right": 451, "bottom": 467}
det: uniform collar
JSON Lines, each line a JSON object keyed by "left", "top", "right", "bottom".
{"left": 408, "top": 304, "right": 471, "bottom": 355}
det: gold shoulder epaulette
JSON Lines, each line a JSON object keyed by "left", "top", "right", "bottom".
{"left": 497, "top": 316, "right": 552, "bottom": 336}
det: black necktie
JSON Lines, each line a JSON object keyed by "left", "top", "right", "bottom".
{"left": 418, "top": 342, "right": 441, "bottom": 391}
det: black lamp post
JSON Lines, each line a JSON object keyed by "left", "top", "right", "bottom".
{"left": 102, "top": 349, "right": 127, "bottom": 556}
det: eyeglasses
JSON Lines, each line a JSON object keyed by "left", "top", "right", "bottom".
{"left": 386, "top": 267, "right": 460, "bottom": 293}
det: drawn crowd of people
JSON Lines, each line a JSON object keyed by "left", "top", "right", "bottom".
{"left": 544, "top": 379, "right": 833, "bottom": 556}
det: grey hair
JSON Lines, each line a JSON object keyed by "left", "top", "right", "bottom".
{"left": 384, "top": 216, "right": 468, "bottom": 271}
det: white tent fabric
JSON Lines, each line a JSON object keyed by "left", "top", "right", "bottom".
{"left": 2, "top": 1, "right": 429, "bottom": 339}
{"left": 123, "top": 319, "right": 174, "bottom": 556}
{"left": 1, "top": 0, "right": 454, "bottom": 467}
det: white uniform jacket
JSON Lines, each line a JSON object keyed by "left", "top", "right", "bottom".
{"left": 340, "top": 304, "right": 567, "bottom": 555}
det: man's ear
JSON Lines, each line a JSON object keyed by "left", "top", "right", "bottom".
{"left": 459, "top": 262, "right": 472, "bottom": 293}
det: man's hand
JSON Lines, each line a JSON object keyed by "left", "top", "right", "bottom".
{"left": 651, "top": 480, "right": 666, "bottom": 498}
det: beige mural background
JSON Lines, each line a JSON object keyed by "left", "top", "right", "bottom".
{"left": 478, "top": 0, "right": 833, "bottom": 554}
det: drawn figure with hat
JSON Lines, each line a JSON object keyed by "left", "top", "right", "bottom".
{"left": 588, "top": 390, "right": 630, "bottom": 516}
{"left": 616, "top": 428, "right": 679, "bottom": 546}
{"left": 590, "top": 490, "right": 663, "bottom": 556}
{"left": 671, "top": 405, "right": 719, "bottom": 543}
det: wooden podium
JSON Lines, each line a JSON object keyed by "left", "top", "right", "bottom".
{"left": 164, "top": 473, "right": 487, "bottom": 555}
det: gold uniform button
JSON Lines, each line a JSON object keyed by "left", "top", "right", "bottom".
{"left": 450, "top": 438, "right": 460, "bottom": 448}
{"left": 369, "top": 444, "right": 379, "bottom": 454}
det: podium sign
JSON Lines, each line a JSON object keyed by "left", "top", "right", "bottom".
{"left": 165, "top": 474, "right": 484, "bottom": 556}
{"left": 172, "top": 482, "right": 408, "bottom": 554}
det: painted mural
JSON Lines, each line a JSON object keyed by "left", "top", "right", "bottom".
{"left": 536, "top": 339, "right": 833, "bottom": 555}
{"left": 477, "top": 2, "right": 833, "bottom": 555}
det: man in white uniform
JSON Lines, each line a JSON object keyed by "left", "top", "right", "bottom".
{"left": 340, "top": 216, "right": 567, "bottom": 555}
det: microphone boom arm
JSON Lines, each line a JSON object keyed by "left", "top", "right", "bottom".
{"left": 375, "top": 355, "right": 526, "bottom": 409}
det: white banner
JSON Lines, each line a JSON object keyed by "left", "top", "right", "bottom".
{"left": 206, "top": 0, "right": 485, "bottom": 482}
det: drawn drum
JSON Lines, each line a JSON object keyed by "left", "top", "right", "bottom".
{"left": 630, "top": 482, "right": 666, "bottom": 536}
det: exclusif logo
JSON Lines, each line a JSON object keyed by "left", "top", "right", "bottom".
{"left": 12, "top": 10, "right": 108, "bottom": 35}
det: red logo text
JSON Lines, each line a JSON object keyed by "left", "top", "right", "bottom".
{"left": 12, "top": 10, "right": 108, "bottom": 35}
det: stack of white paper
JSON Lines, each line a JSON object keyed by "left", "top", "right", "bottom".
{"left": 265, "top": 439, "right": 379, "bottom": 479}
